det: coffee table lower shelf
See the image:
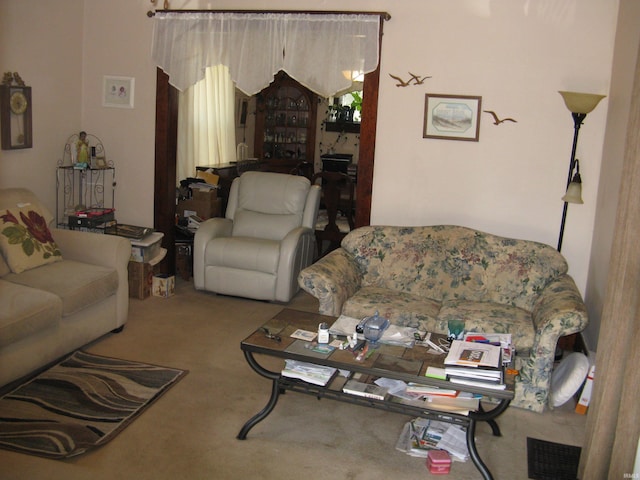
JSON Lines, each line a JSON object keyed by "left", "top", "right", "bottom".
{"left": 237, "top": 349, "right": 510, "bottom": 480}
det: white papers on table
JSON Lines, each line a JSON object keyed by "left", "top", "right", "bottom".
{"left": 281, "top": 360, "right": 336, "bottom": 386}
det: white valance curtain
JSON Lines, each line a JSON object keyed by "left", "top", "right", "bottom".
{"left": 151, "top": 12, "right": 381, "bottom": 97}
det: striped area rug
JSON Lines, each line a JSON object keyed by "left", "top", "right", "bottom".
{"left": 0, "top": 351, "right": 187, "bottom": 459}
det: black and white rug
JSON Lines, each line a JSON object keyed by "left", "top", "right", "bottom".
{"left": 0, "top": 351, "right": 187, "bottom": 459}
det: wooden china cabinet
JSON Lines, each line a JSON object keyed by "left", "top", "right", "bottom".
{"left": 254, "top": 71, "right": 317, "bottom": 174}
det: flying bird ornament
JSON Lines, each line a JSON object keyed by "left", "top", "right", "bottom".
{"left": 389, "top": 72, "right": 432, "bottom": 87}
{"left": 484, "top": 110, "right": 517, "bottom": 125}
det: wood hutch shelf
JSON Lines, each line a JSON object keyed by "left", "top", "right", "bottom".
{"left": 254, "top": 72, "right": 317, "bottom": 174}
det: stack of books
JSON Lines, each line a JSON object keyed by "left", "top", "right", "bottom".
{"left": 342, "top": 379, "right": 389, "bottom": 400}
{"left": 444, "top": 340, "right": 506, "bottom": 390}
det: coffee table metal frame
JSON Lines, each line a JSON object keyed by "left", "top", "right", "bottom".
{"left": 237, "top": 309, "right": 514, "bottom": 480}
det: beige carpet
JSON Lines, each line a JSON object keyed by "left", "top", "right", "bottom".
{"left": 0, "top": 279, "right": 586, "bottom": 479}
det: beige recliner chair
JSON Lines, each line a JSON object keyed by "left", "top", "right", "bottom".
{"left": 193, "top": 171, "right": 320, "bottom": 302}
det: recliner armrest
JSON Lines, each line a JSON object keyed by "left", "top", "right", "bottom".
{"left": 298, "top": 248, "right": 362, "bottom": 316}
{"left": 193, "top": 218, "right": 233, "bottom": 289}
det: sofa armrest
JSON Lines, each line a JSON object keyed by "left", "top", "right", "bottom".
{"left": 297, "top": 248, "right": 362, "bottom": 316}
{"left": 193, "top": 217, "right": 233, "bottom": 289}
{"left": 52, "top": 228, "right": 131, "bottom": 325}
{"left": 532, "top": 274, "right": 588, "bottom": 342}
{"left": 518, "top": 274, "right": 588, "bottom": 405}
{"left": 52, "top": 228, "right": 131, "bottom": 269}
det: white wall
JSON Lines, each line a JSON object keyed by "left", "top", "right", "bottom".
{"left": 0, "top": 0, "right": 84, "bottom": 210}
{"left": 1, "top": 0, "right": 627, "bottom": 351}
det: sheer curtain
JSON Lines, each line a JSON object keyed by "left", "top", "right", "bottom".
{"left": 151, "top": 12, "right": 380, "bottom": 97}
{"left": 176, "top": 64, "right": 236, "bottom": 180}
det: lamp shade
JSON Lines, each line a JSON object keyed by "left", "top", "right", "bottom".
{"left": 559, "top": 91, "right": 606, "bottom": 114}
{"left": 562, "top": 175, "right": 584, "bottom": 204}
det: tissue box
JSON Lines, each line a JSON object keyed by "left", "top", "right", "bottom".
{"left": 152, "top": 274, "right": 175, "bottom": 298}
{"left": 426, "top": 450, "right": 451, "bottom": 475}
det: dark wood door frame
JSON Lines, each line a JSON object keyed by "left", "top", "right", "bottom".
{"left": 153, "top": 19, "right": 384, "bottom": 274}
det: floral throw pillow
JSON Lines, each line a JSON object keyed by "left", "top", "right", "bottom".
{"left": 0, "top": 206, "right": 62, "bottom": 274}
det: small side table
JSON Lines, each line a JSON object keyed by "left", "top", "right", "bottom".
{"left": 175, "top": 225, "right": 194, "bottom": 280}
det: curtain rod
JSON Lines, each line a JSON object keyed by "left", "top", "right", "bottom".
{"left": 146, "top": 9, "right": 391, "bottom": 21}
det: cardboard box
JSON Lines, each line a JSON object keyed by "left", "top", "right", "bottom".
{"left": 130, "top": 232, "right": 164, "bottom": 263}
{"left": 128, "top": 261, "right": 155, "bottom": 299}
{"left": 176, "top": 190, "right": 221, "bottom": 220}
{"left": 152, "top": 274, "right": 175, "bottom": 298}
{"left": 192, "top": 187, "right": 217, "bottom": 200}
{"left": 127, "top": 248, "right": 167, "bottom": 299}
{"left": 575, "top": 364, "right": 595, "bottom": 414}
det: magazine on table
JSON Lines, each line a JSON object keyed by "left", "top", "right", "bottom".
{"left": 444, "top": 340, "right": 502, "bottom": 369}
{"left": 463, "top": 332, "right": 513, "bottom": 364}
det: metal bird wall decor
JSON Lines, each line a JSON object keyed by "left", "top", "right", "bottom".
{"left": 389, "top": 72, "right": 432, "bottom": 87}
{"left": 484, "top": 110, "right": 517, "bottom": 125}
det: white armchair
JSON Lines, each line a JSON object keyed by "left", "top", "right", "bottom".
{"left": 193, "top": 171, "right": 320, "bottom": 302}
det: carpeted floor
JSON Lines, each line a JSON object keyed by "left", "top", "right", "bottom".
{"left": 0, "top": 351, "right": 186, "bottom": 459}
{"left": 0, "top": 279, "right": 587, "bottom": 479}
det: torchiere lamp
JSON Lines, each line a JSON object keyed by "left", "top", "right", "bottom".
{"left": 556, "top": 91, "right": 606, "bottom": 252}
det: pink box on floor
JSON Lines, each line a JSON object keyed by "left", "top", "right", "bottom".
{"left": 426, "top": 450, "right": 451, "bottom": 475}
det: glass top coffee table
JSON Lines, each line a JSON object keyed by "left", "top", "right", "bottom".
{"left": 238, "top": 308, "right": 515, "bottom": 480}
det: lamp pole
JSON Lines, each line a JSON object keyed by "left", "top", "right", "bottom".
{"left": 557, "top": 112, "right": 586, "bottom": 252}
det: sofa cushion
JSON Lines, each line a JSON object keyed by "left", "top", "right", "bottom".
{"left": 437, "top": 299, "right": 535, "bottom": 351}
{"left": 205, "top": 236, "right": 280, "bottom": 274}
{"left": 0, "top": 279, "right": 62, "bottom": 347}
{"left": 342, "top": 286, "right": 441, "bottom": 331}
{"left": 0, "top": 204, "right": 62, "bottom": 274}
{"left": 3, "top": 259, "right": 118, "bottom": 316}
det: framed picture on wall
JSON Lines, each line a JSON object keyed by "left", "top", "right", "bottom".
{"left": 423, "top": 93, "right": 481, "bottom": 141}
{"left": 103, "top": 76, "right": 135, "bottom": 109}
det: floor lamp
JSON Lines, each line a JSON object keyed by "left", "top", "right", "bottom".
{"left": 557, "top": 91, "right": 606, "bottom": 252}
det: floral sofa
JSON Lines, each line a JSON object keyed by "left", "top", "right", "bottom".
{"left": 298, "top": 225, "right": 588, "bottom": 412}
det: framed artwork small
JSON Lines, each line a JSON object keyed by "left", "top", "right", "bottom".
{"left": 423, "top": 93, "right": 482, "bottom": 141}
{"left": 103, "top": 75, "right": 135, "bottom": 109}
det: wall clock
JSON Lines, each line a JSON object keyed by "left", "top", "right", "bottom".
{"left": 1, "top": 72, "right": 33, "bottom": 150}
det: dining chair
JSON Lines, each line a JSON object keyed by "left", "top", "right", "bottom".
{"left": 312, "top": 171, "right": 355, "bottom": 258}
